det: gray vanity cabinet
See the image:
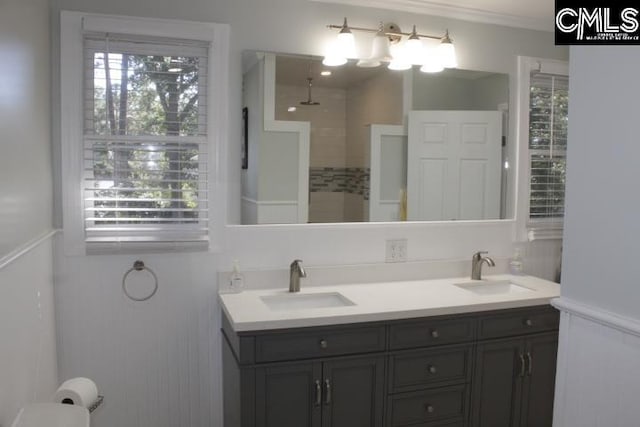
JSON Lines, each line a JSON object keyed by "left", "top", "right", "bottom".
{"left": 471, "top": 337, "right": 525, "bottom": 426}
{"left": 319, "top": 356, "right": 386, "bottom": 427}
{"left": 253, "top": 355, "right": 385, "bottom": 427}
{"left": 471, "top": 333, "right": 558, "bottom": 427}
{"left": 518, "top": 333, "right": 559, "bottom": 427}
{"left": 222, "top": 305, "right": 559, "bottom": 427}
{"left": 254, "top": 362, "right": 322, "bottom": 427}
{"left": 222, "top": 320, "right": 387, "bottom": 427}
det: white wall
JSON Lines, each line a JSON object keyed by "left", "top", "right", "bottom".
{"left": 0, "top": 0, "right": 58, "bottom": 424}
{"left": 562, "top": 46, "right": 640, "bottom": 318}
{"left": 48, "top": 1, "right": 568, "bottom": 427}
{"left": 552, "top": 46, "right": 640, "bottom": 426}
{"left": 0, "top": 0, "right": 53, "bottom": 258}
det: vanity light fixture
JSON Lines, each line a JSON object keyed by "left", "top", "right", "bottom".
{"left": 405, "top": 26, "right": 424, "bottom": 60}
{"left": 324, "top": 17, "right": 457, "bottom": 73}
{"left": 322, "top": 17, "right": 356, "bottom": 66}
{"left": 420, "top": 55, "right": 444, "bottom": 73}
{"left": 438, "top": 30, "right": 458, "bottom": 68}
{"left": 356, "top": 22, "right": 392, "bottom": 68}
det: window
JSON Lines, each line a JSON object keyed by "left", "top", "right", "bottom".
{"left": 60, "top": 13, "right": 228, "bottom": 254}
{"left": 83, "top": 35, "right": 209, "bottom": 246}
{"left": 528, "top": 73, "right": 569, "bottom": 222}
{"left": 516, "top": 57, "right": 569, "bottom": 241}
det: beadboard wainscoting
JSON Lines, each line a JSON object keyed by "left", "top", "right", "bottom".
{"left": 552, "top": 298, "right": 640, "bottom": 427}
{"left": 53, "top": 235, "right": 222, "bottom": 427}
{"left": 0, "top": 232, "right": 59, "bottom": 427}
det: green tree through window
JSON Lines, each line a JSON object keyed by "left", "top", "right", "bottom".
{"left": 84, "top": 36, "right": 209, "bottom": 244}
{"left": 529, "top": 73, "right": 568, "bottom": 220}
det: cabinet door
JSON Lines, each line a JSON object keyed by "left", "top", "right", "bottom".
{"left": 321, "top": 356, "right": 385, "bottom": 427}
{"left": 520, "top": 333, "right": 558, "bottom": 427}
{"left": 255, "top": 362, "right": 323, "bottom": 427}
{"left": 471, "top": 338, "right": 525, "bottom": 427}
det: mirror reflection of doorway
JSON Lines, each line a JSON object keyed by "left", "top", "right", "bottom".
{"left": 407, "top": 111, "right": 502, "bottom": 221}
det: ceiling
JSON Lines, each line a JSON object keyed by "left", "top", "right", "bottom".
{"left": 276, "top": 55, "right": 385, "bottom": 89}
{"left": 310, "top": 0, "right": 555, "bottom": 32}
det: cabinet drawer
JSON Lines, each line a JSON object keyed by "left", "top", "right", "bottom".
{"left": 389, "top": 317, "right": 475, "bottom": 350}
{"left": 387, "top": 385, "right": 467, "bottom": 426}
{"left": 389, "top": 345, "right": 472, "bottom": 392}
{"left": 478, "top": 306, "right": 559, "bottom": 339}
{"left": 255, "top": 324, "right": 386, "bottom": 363}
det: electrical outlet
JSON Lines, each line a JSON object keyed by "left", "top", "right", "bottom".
{"left": 385, "top": 239, "right": 407, "bottom": 263}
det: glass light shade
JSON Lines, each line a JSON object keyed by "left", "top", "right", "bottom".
{"left": 420, "top": 60, "right": 444, "bottom": 73}
{"left": 388, "top": 58, "right": 411, "bottom": 71}
{"left": 387, "top": 43, "right": 411, "bottom": 71}
{"left": 323, "top": 55, "right": 347, "bottom": 67}
{"left": 370, "top": 34, "right": 392, "bottom": 61}
{"left": 438, "top": 41, "right": 457, "bottom": 68}
{"left": 356, "top": 58, "right": 381, "bottom": 68}
{"left": 336, "top": 32, "right": 357, "bottom": 59}
{"left": 405, "top": 38, "right": 425, "bottom": 65}
{"left": 420, "top": 48, "right": 444, "bottom": 73}
{"left": 420, "top": 61, "right": 444, "bottom": 73}
{"left": 357, "top": 33, "right": 392, "bottom": 68}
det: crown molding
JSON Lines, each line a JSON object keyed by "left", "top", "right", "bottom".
{"left": 310, "top": 0, "right": 553, "bottom": 32}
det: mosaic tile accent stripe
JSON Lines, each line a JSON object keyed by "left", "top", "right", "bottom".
{"left": 309, "top": 167, "right": 370, "bottom": 200}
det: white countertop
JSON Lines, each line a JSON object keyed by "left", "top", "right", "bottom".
{"left": 219, "top": 274, "right": 561, "bottom": 332}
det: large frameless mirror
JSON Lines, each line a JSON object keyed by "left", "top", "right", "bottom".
{"left": 240, "top": 51, "right": 511, "bottom": 224}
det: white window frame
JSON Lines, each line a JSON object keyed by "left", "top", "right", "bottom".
{"left": 515, "top": 56, "right": 569, "bottom": 242}
{"left": 60, "top": 11, "right": 228, "bottom": 255}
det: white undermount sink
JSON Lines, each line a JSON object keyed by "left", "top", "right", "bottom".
{"left": 454, "top": 280, "right": 534, "bottom": 296}
{"left": 261, "top": 292, "right": 355, "bottom": 311}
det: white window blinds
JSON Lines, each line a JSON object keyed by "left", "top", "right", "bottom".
{"left": 83, "top": 34, "right": 209, "bottom": 246}
{"left": 528, "top": 72, "right": 569, "bottom": 221}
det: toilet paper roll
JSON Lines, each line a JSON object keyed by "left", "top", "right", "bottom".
{"left": 53, "top": 377, "right": 99, "bottom": 408}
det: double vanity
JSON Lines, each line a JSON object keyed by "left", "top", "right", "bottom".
{"left": 220, "top": 267, "right": 560, "bottom": 427}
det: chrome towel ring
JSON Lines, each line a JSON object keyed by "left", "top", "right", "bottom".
{"left": 122, "top": 260, "right": 158, "bottom": 301}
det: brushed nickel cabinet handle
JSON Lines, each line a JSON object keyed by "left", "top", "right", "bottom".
{"left": 314, "top": 380, "right": 322, "bottom": 406}
{"left": 319, "top": 339, "right": 328, "bottom": 349}
{"left": 425, "top": 404, "right": 435, "bottom": 414}
{"left": 519, "top": 353, "right": 526, "bottom": 377}
{"left": 430, "top": 329, "right": 440, "bottom": 338}
{"left": 427, "top": 365, "right": 437, "bottom": 374}
{"left": 526, "top": 352, "right": 533, "bottom": 376}
{"left": 324, "top": 379, "right": 332, "bottom": 405}
{"left": 524, "top": 318, "right": 533, "bottom": 327}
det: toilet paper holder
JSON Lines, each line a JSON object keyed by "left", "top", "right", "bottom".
{"left": 88, "top": 396, "right": 104, "bottom": 414}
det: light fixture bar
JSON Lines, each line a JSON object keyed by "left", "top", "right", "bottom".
{"left": 324, "top": 18, "right": 457, "bottom": 71}
{"left": 326, "top": 23, "right": 444, "bottom": 41}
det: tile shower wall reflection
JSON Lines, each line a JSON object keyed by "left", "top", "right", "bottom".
{"left": 276, "top": 84, "right": 353, "bottom": 221}
{"left": 309, "top": 167, "right": 370, "bottom": 222}
{"left": 275, "top": 67, "right": 402, "bottom": 222}
{"left": 276, "top": 85, "right": 347, "bottom": 168}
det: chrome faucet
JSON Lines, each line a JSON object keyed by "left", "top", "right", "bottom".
{"left": 471, "top": 251, "right": 495, "bottom": 280}
{"left": 289, "top": 259, "right": 307, "bottom": 292}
